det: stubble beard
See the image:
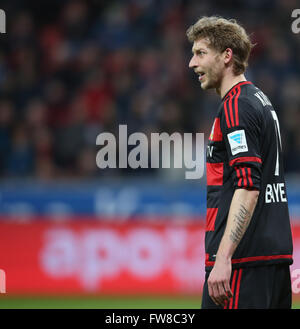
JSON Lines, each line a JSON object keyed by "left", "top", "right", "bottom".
{"left": 200, "top": 70, "right": 221, "bottom": 91}
{"left": 201, "top": 54, "right": 224, "bottom": 90}
{"left": 201, "top": 60, "right": 223, "bottom": 91}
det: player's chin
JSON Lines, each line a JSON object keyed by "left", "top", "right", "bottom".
{"left": 200, "top": 80, "right": 208, "bottom": 89}
{"left": 200, "top": 80, "right": 213, "bottom": 90}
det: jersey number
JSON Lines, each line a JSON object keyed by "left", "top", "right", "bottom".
{"left": 271, "top": 110, "right": 282, "bottom": 176}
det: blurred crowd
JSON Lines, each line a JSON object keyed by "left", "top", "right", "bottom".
{"left": 0, "top": 0, "right": 299, "bottom": 180}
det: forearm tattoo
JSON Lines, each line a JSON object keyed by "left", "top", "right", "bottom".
{"left": 229, "top": 204, "right": 251, "bottom": 245}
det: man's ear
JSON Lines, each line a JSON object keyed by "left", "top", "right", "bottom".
{"left": 223, "top": 48, "right": 233, "bottom": 64}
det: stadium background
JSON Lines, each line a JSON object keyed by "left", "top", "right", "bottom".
{"left": 0, "top": 0, "right": 300, "bottom": 308}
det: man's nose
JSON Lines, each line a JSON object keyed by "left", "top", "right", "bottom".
{"left": 189, "top": 55, "right": 197, "bottom": 69}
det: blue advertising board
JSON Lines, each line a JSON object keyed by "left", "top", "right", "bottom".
{"left": 0, "top": 178, "right": 299, "bottom": 219}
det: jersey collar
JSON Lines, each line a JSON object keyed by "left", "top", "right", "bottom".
{"left": 222, "top": 81, "right": 252, "bottom": 101}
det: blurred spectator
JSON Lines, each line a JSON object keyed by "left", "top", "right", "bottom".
{"left": 6, "top": 123, "right": 34, "bottom": 176}
{"left": 0, "top": 100, "right": 14, "bottom": 174}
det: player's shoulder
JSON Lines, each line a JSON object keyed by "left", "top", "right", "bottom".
{"left": 219, "top": 82, "right": 265, "bottom": 128}
{"left": 224, "top": 82, "right": 264, "bottom": 109}
{"left": 240, "top": 82, "right": 272, "bottom": 110}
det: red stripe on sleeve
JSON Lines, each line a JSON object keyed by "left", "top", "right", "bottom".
{"left": 228, "top": 89, "right": 236, "bottom": 127}
{"left": 229, "top": 157, "right": 262, "bottom": 166}
{"left": 247, "top": 168, "right": 253, "bottom": 187}
{"left": 234, "top": 85, "right": 241, "bottom": 126}
{"left": 224, "top": 99, "right": 231, "bottom": 128}
{"left": 241, "top": 167, "right": 248, "bottom": 187}
{"left": 235, "top": 168, "right": 242, "bottom": 187}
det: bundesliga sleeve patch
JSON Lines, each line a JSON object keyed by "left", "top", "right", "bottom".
{"left": 227, "top": 129, "right": 248, "bottom": 156}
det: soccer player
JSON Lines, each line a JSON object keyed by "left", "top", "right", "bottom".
{"left": 187, "top": 16, "right": 293, "bottom": 309}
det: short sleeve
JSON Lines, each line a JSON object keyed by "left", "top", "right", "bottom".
{"left": 220, "top": 97, "right": 262, "bottom": 190}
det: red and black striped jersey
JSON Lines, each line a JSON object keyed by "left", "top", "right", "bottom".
{"left": 205, "top": 81, "right": 293, "bottom": 271}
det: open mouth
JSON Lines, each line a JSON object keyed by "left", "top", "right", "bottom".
{"left": 197, "top": 71, "right": 205, "bottom": 81}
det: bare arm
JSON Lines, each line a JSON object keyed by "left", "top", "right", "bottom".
{"left": 207, "top": 188, "right": 259, "bottom": 306}
{"left": 217, "top": 188, "right": 259, "bottom": 260}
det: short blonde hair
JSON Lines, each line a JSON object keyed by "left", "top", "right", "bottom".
{"left": 186, "top": 16, "right": 255, "bottom": 75}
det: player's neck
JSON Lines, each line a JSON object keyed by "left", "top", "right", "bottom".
{"left": 217, "top": 73, "right": 247, "bottom": 99}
